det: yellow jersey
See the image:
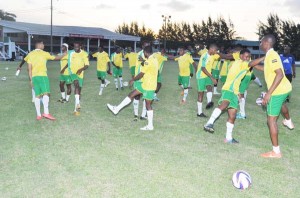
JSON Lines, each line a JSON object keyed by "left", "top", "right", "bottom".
{"left": 60, "top": 54, "right": 69, "bottom": 75}
{"left": 141, "top": 55, "right": 158, "bottom": 91}
{"left": 92, "top": 51, "right": 110, "bottom": 72}
{"left": 124, "top": 52, "right": 138, "bottom": 67}
{"left": 154, "top": 52, "right": 168, "bottom": 74}
{"left": 212, "top": 59, "right": 221, "bottom": 70}
{"left": 196, "top": 53, "right": 220, "bottom": 78}
{"left": 264, "top": 49, "right": 292, "bottom": 95}
{"left": 111, "top": 52, "right": 123, "bottom": 67}
{"left": 198, "top": 48, "right": 208, "bottom": 56}
{"left": 27, "top": 49, "right": 55, "bottom": 77}
{"left": 220, "top": 60, "right": 230, "bottom": 76}
{"left": 222, "top": 60, "right": 250, "bottom": 94}
{"left": 69, "top": 50, "right": 89, "bottom": 78}
{"left": 175, "top": 53, "right": 194, "bottom": 76}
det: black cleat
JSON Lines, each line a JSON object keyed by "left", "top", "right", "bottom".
{"left": 133, "top": 115, "right": 138, "bottom": 121}
{"left": 224, "top": 138, "right": 239, "bottom": 144}
{"left": 197, "top": 113, "right": 207, "bottom": 118}
{"left": 140, "top": 116, "right": 147, "bottom": 120}
{"left": 116, "top": 88, "right": 119, "bottom": 91}
{"left": 206, "top": 102, "right": 214, "bottom": 109}
{"left": 204, "top": 124, "right": 214, "bottom": 133}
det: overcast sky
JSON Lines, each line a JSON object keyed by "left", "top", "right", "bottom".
{"left": 2, "top": 0, "right": 300, "bottom": 40}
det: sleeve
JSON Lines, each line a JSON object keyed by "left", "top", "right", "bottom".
{"left": 163, "top": 56, "right": 168, "bottom": 61}
{"left": 232, "top": 52, "right": 239, "bottom": 61}
{"left": 200, "top": 56, "right": 207, "bottom": 68}
{"left": 106, "top": 55, "right": 110, "bottom": 63}
{"left": 46, "top": 52, "right": 55, "bottom": 60}
{"left": 124, "top": 54, "right": 128, "bottom": 59}
{"left": 271, "top": 53, "right": 282, "bottom": 71}
{"left": 84, "top": 54, "right": 89, "bottom": 66}
{"left": 92, "top": 53, "right": 97, "bottom": 58}
{"left": 174, "top": 57, "right": 179, "bottom": 61}
{"left": 189, "top": 56, "right": 194, "bottom": 64}
{"left": 292, "top": 55, "right": 296, "bottom": 65}
{"left": 24, "top": 54, "right": 29, "bottom": 62}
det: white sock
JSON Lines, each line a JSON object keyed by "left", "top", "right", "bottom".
{"left": 207, "top": 92, "right": 213, "bottom": 103}
{"left": 116, "top": 96, "right": 131, "bottom": 112}
{"left": 183, "top": 89, "right": 188, "bottom": 101}
{"left": 226, "top": 122, "right": 234, "bottom": 140}
{"left": 244, "top": 90, "right": 248, "bottom": 100}
{"left": 141, "top": 100, "right": 147, "bottom": 117}
{"left": 214, "top": 87, "right": 218, "bottom": 93}
{"left": 180, "top": 85, "right": 184, "bottom": 89}
{"left": 119, "top": 77, "right": 123, "bottom": 87}
{"left": 154, "top": 93, "right": 157, "bottom": 97}
{"left": 66, "top": 95, "right": 70, "bottom": 102}
{"left": 100, "top": 83, "right": 105, "bottom": 94}
{"left": 32, "top": 88, "right": 35, "bottom": 100}
{"left": 239, "top": 98, "right": 246, "bottom": 116}
{"left": 74, "top": 94, "right": 80, "bottom": 111}
{"left": 133, "top": 99, "right": 139, "bottom": 116}
{"left": 34, "top": 98, "right": 41, "bottom": 116}
{"left": 197, "top": 102, "right": 203, "bottom": 115}
{"left": 207, "top": 108, "right": 222, "bottom": 125}
{"left": 105, "top": 79, "right": 110, "bottom": 84}
{"left": 114, "top": 78, "right": 118, "bottom": 88}
{"left": 285, "top": 118, "right": 292, "bottom": 125}
{"left": 42, "top": 95, "right": 49, "bottom": 114}
{"left": 254, "top": 77, "right": 262, "bottom": 86}
{"left": 147, "top": 110, "right": 154, "bottom": 128}
{"left": 61, "top": 92, "right": 66, "bottom": 99}
{"left": 273, "top": 146, "right": 281, "bottom": 154}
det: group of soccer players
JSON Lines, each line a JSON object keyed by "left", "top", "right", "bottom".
{"left": 18, "top": 34, "right": 295, "bottom": 159}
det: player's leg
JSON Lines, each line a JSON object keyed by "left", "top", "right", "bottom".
{"left": 113, "top": 67, "right": 119, "bottom": 90}
{"left": 73, "top": 78, "right": 81, "bottom": 114}
{"left": 178, "top": 75, "right": 184, "bottom": 95}
{"left": 133, "top": 94, "right": 140, "bottom": 121}
{"left": 119, "top": 69, "right": 124, "bottom": 90}
{"left": 38, "top": 76, "right": 55, "bottom": 120}
{"left": 212, "top": 69, "right": 220, "bottom": 95}
{"left": 206, "top": 82, "right": 214, "bottom": 109}
{"left": 32, "top": 77, "right": 42, "bottom": 119}
{"left": 237, "top": 93, "right": 246, "bottom": 119}
{"left": 154, "top": 82, "right": 161, "bottom": 101}
{"left": 281, "top": 100, "right": 294, "bottom": 130}
{"left": 181, "top": 76, "right": 190, "bottom": 104}
{"left": 197, "top": 77, "right": 206, "bottom": 117}
{"left": 66, "top": 83, "right": 71, "bottom": 102}
{"left": 140, "top": 92, "right": 155, "bottom": 130}
{"left": 224, "top": 108, "right": 239, "bottom": 143}
{"left": 252, "top": 73, "right": 262, "bottom": 87}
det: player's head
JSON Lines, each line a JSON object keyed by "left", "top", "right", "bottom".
{"left": 208, "top": 44, "right": 218, "bottom": 55}
{"left": 234, "top": 44, "right": 243, "bottom": 52}
{"left": 62, "top": 43, "right": 68, "bottom": 52}
{"left": 98, "top": 46, "right": 104, "bottom": 52}
{"left": 74, "top": 42, "right": 81, "bottom": 53}
{"left": 283, "top": 45, "right": 291, "bottom": 54}
{"left": 239, "top": 48, "right": 251, "bottom": 61}
{"left": 260, "top": 34, "right": 276, "bottom": 52}
{"left": 143, "top": 46, "right": 153, "bottom": 59}
{"left": 142, "top": 41, "right": 150, "bottom": 49}
{"left": 178, "top": 46, "right": 186, "bottom": 56}
{"left": 35, "top": 40, "right": 44, "bottom": 50}
{"left": 116, "top": 48, "right": 121, "bottom": 53}
{"left": 127, "top": 47, "right": 132, "bottom": 53}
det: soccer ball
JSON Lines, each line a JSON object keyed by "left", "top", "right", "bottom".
{"left": 1, "top": 77, "right": 7, "bottom": 81}
{"left": 232, "top": 170, "right": 252, "bottom": 190}
{"left": 256, "top": 98, "right": 263, "bottom": 106}
{"left": 123, "top": 81, "right": 129, "bottom": 87}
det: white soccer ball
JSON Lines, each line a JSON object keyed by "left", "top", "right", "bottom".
{"left": 232, "top": 170, "right": 252, "bottom": 190}
{"left": 123, "top": 81, "right": 129, "bottom": 87}
{"left": 1, "top": 77, "right": 7, "bottom": 81}
{"left": 5, "top": 67, "right": 8, "bottom": 70}
{"left": 256, "top": 98, "right": 263, "bottom": 106}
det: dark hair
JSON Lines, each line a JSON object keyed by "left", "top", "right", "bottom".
{"left": 240, "top": 48, "right": 251, "bottom": 55}
{"left": 209, "top": 44, "right": 218, "bottom": 50}
{"left": 144, "top": 46, "right": 153, "bottom": 54}
{"left": 35, "top": 40, "right": 43, "bottom": 44}
{"left": 264, "top": 34, "right": 276, "bottom": 46}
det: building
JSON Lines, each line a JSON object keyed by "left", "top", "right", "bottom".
{"left": 233, "top": 40, "right": 264, "bottom": 59}
{"left": 0, "top": 20, "right": 140, "bottom": 59}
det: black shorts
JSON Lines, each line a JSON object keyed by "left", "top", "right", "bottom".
{"left": 285, "top": 74, "right": 293, "bottom": 83}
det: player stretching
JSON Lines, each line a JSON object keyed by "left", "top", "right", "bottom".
{"left": 92, "top": 46, "right": 111, "bottom": 96}
{"left": 58, "top": 43, "right": 72, "bottom": 103}
{"left": 251, "top": 35, "right": 294, "bottom": 158}
{"left": 111, "top": 48, "right": 124, "bottom": 90}
{"left": 124, "top": 47, "right": 138, "bottom": 79}
{"left": 196, "top": 44, "right": 219, "bottom": 117}
{"left": 153, "top": 48, "right": 168, "bottom": 101}
{"left": 69, "top": 42, "right": 89, "bottom": 115}
{"left": 27, "top": 40, "right": 65, "bottom": 120}
{"left": 203, "top": 49, "right": 263, "bottom": 143}
{"left": 175, "top": 47, "right": 197, "bottom": 104}
{"left": 107, "top": 46, "right": 158, "bottom": 130}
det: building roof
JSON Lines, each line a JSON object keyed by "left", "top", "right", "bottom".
{"left": 233, "top": 40, "right": 260, "bottom": 47}
{"left": 0, "top": 20, "right": 140, "bottom": 42}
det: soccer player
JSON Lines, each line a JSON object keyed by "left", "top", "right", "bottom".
{"left": 124, "top": 47, "right": 138, "bottom": 79}
{"left": 111, "top": 48, "right": 124, "bottom": 90}
{"left": 211, "top": 58, "right": 221, "bottom": 95}
{"left": 92, "top": 46, "right": 111, "bottom": 96}
{"left": 153, "top": 48, "right": 168, "bottom": 101}
{"left": 27, "top": 40, "right": 65, "bottom": 120}
{"left": 69, "top": 42, "right": 89, "bottom": 115}
{"left": 196, "top": 44, "right": 219, "bottom": 117}
{"left": 203, "top": 49, "right": 263, "bottom": 143}
{"left": 280, "top": 45, "right": 296, "bottom": 82}
{"left": 198, "top": 44, "right": 208, "bottom": 57}
{"left": 175, "top": 47, "right": 197, "bottom": 104}
{"left": 58, "top": 43, "right": 72, "bottom": 103}
{"left": 107, "top": 46, "right": 158, "bottom": 130}
{"left": 250, "top": 34, "right": 294, "bottom": 158}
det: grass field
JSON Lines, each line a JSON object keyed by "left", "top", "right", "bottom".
{"left": 0, "top": 60, "right": 299, "bottom": 197}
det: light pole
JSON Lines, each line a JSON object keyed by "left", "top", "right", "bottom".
{"left": 161, "top": 15, "right": 171, "bottom": 49}
{"left": 50, "top": 0, "right": 53, "bottom": 53}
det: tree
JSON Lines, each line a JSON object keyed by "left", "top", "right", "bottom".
{"left": 0, "top": 10, "right": 17, "bottom": 21}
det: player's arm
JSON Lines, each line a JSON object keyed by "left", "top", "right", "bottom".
{"left": 192, "top": 61, "right": 198, "bottom": 75}
{"left": 17, "top": 58, "right": 26, "bottom": 70}
{"left": 129, "top": 72, "right": 144, "bottom": 86}
{"left": 76, "top": 65, "right": 88, "bottom": 75}
{"left": 53, "top": 52, "right": 68, "bottom": 60}
{"left": 292, "top": 56, "right": 296, "bottom": 78}
{"left": 249, "top": 56, "right": 265, "bottom": 71}
{"left": 201, "top": 67, "right": 217, "bottom": 85}
{"left": 61, "top": 64, "right": 68, "bottom": 74}
{"left": 107, "top": 62, "right": 111, "bottom": 74}
{"left": 262, "top": 68, "right": 284, "bottom": 105}
{"left": 27, "top": 63, "right": 33, "bottom": 82}
{"left": 217, "top": 52, "right": 233, "bottom": 60}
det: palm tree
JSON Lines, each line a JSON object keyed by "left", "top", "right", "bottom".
{"left": 0, "top": 10, "right": 17, "bottom": 21}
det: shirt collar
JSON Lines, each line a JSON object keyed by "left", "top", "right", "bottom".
{"left": 266, "top": 48, "right": 274, "bottom": 56}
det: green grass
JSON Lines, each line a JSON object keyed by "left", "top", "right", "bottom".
{"left": 0, "top": 60, "right": 299, "bottom": 197}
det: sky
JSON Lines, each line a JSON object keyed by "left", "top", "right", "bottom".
{"left": 2, "top": 0, "right": 300, "bottom": 40}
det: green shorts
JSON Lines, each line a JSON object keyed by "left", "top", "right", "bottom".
{"left": 134, "top": 81, "right": 144, "bottom": 93}
{"left": 113, "top": 67, "right": 123, "bottom": 77}
{"left": 212, "top": 69, "right": 220, "bottom": 79}
{"left": 71, "top": 74, "right": 84, "bottom": 87}
{"left": 267, "top": 93, "right": 290, "bottom": 116}
{"left": 178, "top": 75, "right": 190, "bottom": 89}
{"left": 130, "top": 67, "right": 135, "bottom": 76}
{"left": 239, "top": 75, "right": 251, "bottom": 94}
{"left": 143, "top": 90, "right": 155, "bottom": 100}
{"left": 157, "top": 73, "right": 162, "bottom": 83}
{"left": 32, "top": 76, "right": 50, "bottom": 96}
{"left": 251, "top": 73, "right": 256, "bottom": 80}
{"left": 197, "top": 77, "right": 213, "bottom": 92}
{"left": 59, "top": 75, "right": 72, "bottom": 84}
{"left": 218, "top": 90, "right": 239, "bottom": 109}
{"left": 220, "top": 76, "right": 227, "bottom": 84}
{"left": 189, "top": 64, "right": 194, "bottom": 74}
{"left": 97, "top": 71, "right": 107, "bottom": 80}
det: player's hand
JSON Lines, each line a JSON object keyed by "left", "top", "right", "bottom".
{"left": 107, "top": 70, "right": 112, "bottom": 75}
{"left": 190, "top": 73, "right": 193, "bottom": 78}
{"left": 17, "top": 67, "right": 21, "bottom": 71}
{"left": 293, "top": 73, "right": 296, "bottom": 78}
{"left": 211, "top": 77, "right": 217, "bottom": 85}
{"left": 262, "top": 92, "right": 271, "bottom": 106}
{"left": 60, "top": 69, "right": 65, "bottom": 74}
{"left": 129, "top": 79, "right": 134, "bottom": 86}
{"left": 76, "top": 69, "right": 83, "bottom": 75}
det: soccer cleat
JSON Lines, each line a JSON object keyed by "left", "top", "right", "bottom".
{"left": 61, "top": 99, "right": 67, "bottom": 103}
{"left": 76, "top": 104, "right": 81, "bottom": 112}
{"left": 236, "top": 113, "right": 246, "bottom": 119}
{"left": 116, "top": 88, "right": 119, "bottom": 91}
{"left": 140, "top": 116, "right": 148, "bottom": 120}
{"left": 105, "top": 80, "right": 110, "bottom": 87}
{"left": 36, "top": 115, "right": 42, "bottom": 120}
{"left": 180, "top": 100, "right": 186, "bottom": 105}
{"left": 133, "top": 115, "right": 138, "bottom": 121}
{"left": 224, "top": 138, "right": 239, "bottom": 144}
{"left": 107, "top": 104, "right": 118, "bottom": 115}
{"left": 197, "top": 113, "right": 207, "bottom": 118}
{"left": 260, "top": 151, "right": 282, "bottom": 158}
{"left": 213, "top": 91, "right": 221, "bottom": 95}
{"left": 204, "top": 124, "right": 214, "bottom": 133}
{"left": 42, "top": 113, "right": 56, "bottom": 120}
{"left": 99, "top": 91, "right": 102, "bottom": 96}
{"left": 73, "top": 111, "right": 80, "bottom": 116}
{"left": 205, "top": 102, "right": 214, "bottom": 109}
{"left": 57, "top": 98, "right": 64, "bottom": 103}
{"left": 282, "top": 119, "right": 294, "bottom": 130}
{"left": 154, "top": 96, "right": 160, "bottom": 101}
{"left": 140, "top": 125, "right": 154, "bottom": 131}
